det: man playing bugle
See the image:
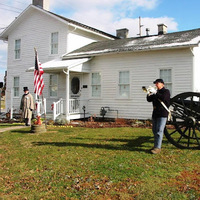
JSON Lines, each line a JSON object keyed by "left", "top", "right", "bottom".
{"left": 146, "top": 79, "right": 170, "bottom": 154}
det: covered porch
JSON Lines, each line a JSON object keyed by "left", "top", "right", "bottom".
{"left": 27, "top": 57, "right": 92, "bottom": 121}
{"left": 35, "top": 98, "right": 89, "bottom": 120}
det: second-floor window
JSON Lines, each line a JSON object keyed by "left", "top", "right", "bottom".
{"left": 15, "top": 39, "right": 21, "bottom": 59}
{"left": 49, "top": 74, "right": 58, "bottom": 97}
{"left": 51, "top": 32, "right": 58, "bottom": 54}
{"left": 13, "top": 76, "right": 19, "bottom": 97}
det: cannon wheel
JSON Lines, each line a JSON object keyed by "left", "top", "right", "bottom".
{"left": 164, "top": 92, "right": 200, "bottom": 149}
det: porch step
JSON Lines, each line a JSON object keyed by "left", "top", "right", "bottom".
{"left": 40, "top": 112, "right": 90, "bottom": 120}
{"left": 40, "top": 112, "right": 53, "bottom": 120}
{"left": 69, "top": 113, "right": 90, "bottom": 120}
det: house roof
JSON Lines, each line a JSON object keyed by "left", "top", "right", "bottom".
{"left": 62, "top": 28, "right": 200, "bottom": 59}
{"left": 26, "top": 57, "right": 91, "bottom": 72}
{"left": 0, "top": 5, "right": 117, "bottom": 40}
{"left": 48, "top": 11, "right": 118, "bottom": 40}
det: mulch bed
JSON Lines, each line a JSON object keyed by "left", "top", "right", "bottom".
{"left": 0, "top": 116, "right": 152, "bottom": 129}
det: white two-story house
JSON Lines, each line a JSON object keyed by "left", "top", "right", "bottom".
{"left": 0, "top": 0, "right": 117, "bottom": 120}
{"left": 1, "top": 0, "right": 200, "bottom": 121}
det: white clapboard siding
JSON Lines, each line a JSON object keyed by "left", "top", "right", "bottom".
{"left": 87, "top": 48, "right": 194, "bottom": 119}
{"left": 193, "top": 46, "right": 200, "bottom": 92}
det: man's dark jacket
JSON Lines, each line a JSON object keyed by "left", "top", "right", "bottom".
{"left": 147, "top": 87, "right": 170, "bottom": 118}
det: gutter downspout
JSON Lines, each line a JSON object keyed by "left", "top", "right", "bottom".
{"left": 190, "top": 47, "right": 195, "bottom": 92}
{"left": 63, "top": 69, "right": 70, "bottom": 122}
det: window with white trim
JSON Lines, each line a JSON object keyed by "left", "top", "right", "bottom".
{"left": 160, "top": 69, "right": 172, "bottom": 93}
{"left": 119, "top": 71, "right": 130, "bottom": 98}
{"left": 91, "top": 72, "right": 101, "bottom": 97}
{"left": 51, "top": 32, "right": 58, "bottom": 54}
{"left": 15, "top": 39, "right": 21, "bottom": 59}
{"left": 49, "top": 74, "right": 58, "bottom": 97}
{"left": 13, "top": 76, "right": 19, "bottom": 97}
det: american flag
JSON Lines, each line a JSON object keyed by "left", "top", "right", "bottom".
{"left": 34, "top": 49, "right": 44, "bottom": 96}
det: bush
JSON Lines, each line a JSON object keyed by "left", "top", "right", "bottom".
{"left": 55, "top": 115, "right": 69, "bottom": 125}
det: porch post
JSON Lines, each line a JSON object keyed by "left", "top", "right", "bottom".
{"left": 10, "top": 88, "right": 13, "bottom": 119}
{"left": 64, "top": 69, "right": 70, "bottom": 121}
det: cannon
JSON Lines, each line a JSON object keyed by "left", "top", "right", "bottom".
{"left": 165, "top": 92, "right": 200, "bottom": 149}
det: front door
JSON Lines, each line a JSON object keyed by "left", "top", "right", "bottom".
{"left": 69, "top": 75, "right": 82, "bottom": 114}
{"left": 70, "top": 75, "right": 81, "bottom": 99}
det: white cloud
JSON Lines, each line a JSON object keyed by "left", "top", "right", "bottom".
{"left": 65, "top": 11, "right": 178, "bottom": 37}
{"left": 0, "top": 71, "right": 5, "bottom": 83}
{"left": 0, "top": 41, "right": 8, "bottom": 51}
{"left": 0, "top": 0, "right": 30, "bottom": 82}
{"left": 0, "top": 1, "right": 29, "bottom": 30}
{"left": 129, "top": 0, "right": 159, "bottom": 9}
{"left": 0, "top": 0, "right": 178, "bottom": 82}
{"left": 0, "top": 41, "right": 7, "bottom": 82}
{"left": 50, "top": 0, "right": 175, "bottom": 37}
{"left": 51, "top": 0, "right": 158, "bottom": 11}
{"left": 72, "top": 9, "right": 114, "bottom": 31}
{"left": 51, "top": 0, "right": 121, "bottom": 11}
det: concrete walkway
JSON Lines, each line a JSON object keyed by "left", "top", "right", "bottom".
{"left": 0, "top": 125, "right": 28, "bottom": 133}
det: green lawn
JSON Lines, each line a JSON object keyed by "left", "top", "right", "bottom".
{"left": 0, "top": 126, "right": 199, "bottom": 199}
{"left": 0, "top": 123, "right": 24, "bottom": 128}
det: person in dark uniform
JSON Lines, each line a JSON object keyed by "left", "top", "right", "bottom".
{"left": 146, "top": 79, "right": 170, "bottom": 154}
{"left": 20, "top": 87, "right": 34, "bottom": 126}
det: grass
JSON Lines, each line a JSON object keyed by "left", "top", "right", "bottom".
{"left": 0, "top": 123, "right": 24, "bottom": 128}
{"left": 0, "top": 126, "right": 199, "bottom": 199}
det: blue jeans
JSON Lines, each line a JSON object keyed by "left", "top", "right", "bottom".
{"left": 152, "top": 117, "right": 167, "bottom": 149}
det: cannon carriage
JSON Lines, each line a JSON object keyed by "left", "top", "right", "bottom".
{"left": 164, "top": 92, "right": 200, "bottom": 149}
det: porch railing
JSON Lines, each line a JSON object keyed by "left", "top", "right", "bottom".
{"left": 69, "top": 99, "right": 88, "bottom": 114}
{"left": 69, "top": 99, "right": 80, "bottom": 114}
{"left": 53, "top": 98, "right": 88, "bottom": 120}
{"left": 53, "top": 98, "right": 64, "bottom": 120}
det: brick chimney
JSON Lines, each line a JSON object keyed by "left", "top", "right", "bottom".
{"left": 32, "top": 0, "right": 49, "bottom": 11}
{"left": 116, "top": 28, "right": 129, "bottom": 39}
{"left": 158, "top": 24, "right": 167, "bottom": 35}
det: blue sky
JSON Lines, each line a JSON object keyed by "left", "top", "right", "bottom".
{"left": 0, "top": 0, "right": 200, "bottom": 82}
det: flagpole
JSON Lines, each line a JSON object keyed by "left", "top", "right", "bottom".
{"left": 34, "top": 48, "right": 39, "bottom": 118}
{"left": 41, "top": 92, "right": 47, "bottom": 129}
{"left": 34, "top": 47, "right": 37, "bottom": 55}
{"left": 34, "top": 47, "right": 45, "bottom": 128}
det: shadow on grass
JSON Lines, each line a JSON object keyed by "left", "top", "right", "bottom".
{"left": 10, "top": 129, "right": 32, "bottom": 134}
{"left": 32, "top": 136, "right": 156, "bottom": 153}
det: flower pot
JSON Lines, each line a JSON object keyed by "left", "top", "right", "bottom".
{"left": 31, "top": 124, "right": 46, "bottom": 133}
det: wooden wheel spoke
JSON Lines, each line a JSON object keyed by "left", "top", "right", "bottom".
{"left": 182, "top": 126, "right": 189, "bottom": 134}
{"left": 169, "top": 129, "right": 179, "bottom": 136}
{"left": 165, "top": 92, "right": 200, "bottom": 149}
{"left": 177, "top": 134, "right": 183, "bottom": 144}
